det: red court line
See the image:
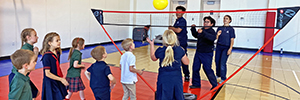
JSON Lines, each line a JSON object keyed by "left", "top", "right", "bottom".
{"left": 102, "top": 8, "right": 277, "bottom": 13}
{"left": 198, "top": 29, "right": 282, "bottom": 99}
{"left": 100, "top": 24, "right": 156, "bottom": 92}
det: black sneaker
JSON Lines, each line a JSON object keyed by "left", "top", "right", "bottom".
{"left": 189, "top": 85, "right": 200, "bottom": 89}
{"left": 184, "top": 76, "right": 190, "bottom": 82}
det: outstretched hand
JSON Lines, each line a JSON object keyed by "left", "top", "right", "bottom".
{"left": 146, "top": 38, "right": 154, "bottom": 45}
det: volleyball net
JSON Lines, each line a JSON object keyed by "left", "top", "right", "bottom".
{"left": 91, "top": 6, "right": 300, "bottom": 99}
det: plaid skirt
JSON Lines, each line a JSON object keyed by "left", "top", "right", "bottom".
{"left": 66, "top": 77, "right": 85, "bottom": 92}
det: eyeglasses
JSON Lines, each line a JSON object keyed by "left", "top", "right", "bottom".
{"left": 204, "top": 21, "right": 210, "bottom": 23}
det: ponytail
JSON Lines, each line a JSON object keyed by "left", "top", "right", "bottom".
{"left": 161, "top": 45, "right": 175, "bottom": 67}
{"left": 160, "top": 29, "right": 178, "bottom": 67}
{"left": 68, "top": 47, "right": 74, "bottom": 60}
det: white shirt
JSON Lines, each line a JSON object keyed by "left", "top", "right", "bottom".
{"left": 120, "top": 51, "right": 137, "bottom": 84}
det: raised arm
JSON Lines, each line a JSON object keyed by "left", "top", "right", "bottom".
{"left": 146, "top": 38, "right": 158, "bottom": 61}
{"left": 201, "top": 29, "right": 216, "bottom": 42}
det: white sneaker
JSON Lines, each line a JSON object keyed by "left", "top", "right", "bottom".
{"left": 216, "top": 76, "right": 220, "bottom": 79}
{"left": 219, "top": 80, "right": 225, "bottom": 84}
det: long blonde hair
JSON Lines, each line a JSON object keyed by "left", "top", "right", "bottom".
{"left": 40, "top": 32, "right": 61, "bottom": 55}
{"left": 161, "top": 30, "right": 179, "bottom": 67}
{"left": 20, "top": 28, "right": 35, "bottom": 48}
{"left": 68, "top": 37, "right": 85, "bottom": 60}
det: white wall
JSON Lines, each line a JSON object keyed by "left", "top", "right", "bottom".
{"left": 0, "top": 0, "right": 131, "bottom": 57}
{"left": 268, "top": 0, "right": 300, "bottom": 52}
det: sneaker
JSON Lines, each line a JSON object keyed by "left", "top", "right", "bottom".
{"left": 216, "top": 76, "right": 220, "bottom": 79}
{"left": 189, "top": 85, "right": 201, "bottom": 89}
{"left": 219, "top": 80, "right": 225, "bottom": 84}
{"left": 184, "top": 76, "right": 190, "bottom": 82}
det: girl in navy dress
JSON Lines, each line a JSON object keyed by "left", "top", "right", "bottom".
{"left": 146, "top": 30, "right": 189, "bottom": 100}
{"left": 215, "top": 15, "right": 235, "bottom": 83}
{"left": 40, "top": 32, "right": 68, "bottom": 100}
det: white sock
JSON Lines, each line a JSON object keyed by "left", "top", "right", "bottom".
{"left": 65, "top": 91, "right": 72, "bottom": 99}
{"left": 79, "top": 90, "right": 85, "bottom": 100}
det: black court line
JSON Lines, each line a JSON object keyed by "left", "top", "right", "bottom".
{"left": 225, "top": 83, "right": 289, "bottom": 100}
{"left": 228, "top": 62, "right": 300, "bottom": 95}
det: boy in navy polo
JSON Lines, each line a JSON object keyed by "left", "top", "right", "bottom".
{"left": 85, "top": 46, "right": 116, "bottom": 100}
{"left": 189, "top": 16, "right": 218, "bottom": 89}
{"left": 169, "top": 6, "right": 190, "bottom": 81}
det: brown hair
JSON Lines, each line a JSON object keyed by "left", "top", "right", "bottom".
{"left": 91, "top": 46, "right": 106, "bottom": 61}
{"left": 161, "top": 30, "right": 179, "bottom": 67}
{"left": 224, "top": 15, "right": 232, "bottom": 23}
{"left": 11, "top": 49, "right": 36, "bottom": 69}
{"left": 20, "top": 28, "right": 35, "bottom": 48}
{"left": 68, "top": 37, "right": 85, "bottom": 60}
{"left": 121, "top": 38, "right": 133, "bottom": 51}
{"left": 40, "top": 32, "right": 61, "bottom": 55}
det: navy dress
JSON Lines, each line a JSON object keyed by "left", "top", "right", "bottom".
{"left": 155, "top": 46, "right": 185, "bottom": 100}
{"left": 41, "top": 50, "right": 67, "bottom": 100}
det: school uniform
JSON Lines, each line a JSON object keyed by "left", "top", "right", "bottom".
{"left": 9, "top": 71, "right": 32, "bottom": 100}
{"left": 173, "top": 17, "right": 190, "bottom": 78}
{"left": 66, "top": 49, "right": 85, "bottom": 92}
{"left": 41, "top": 50, "right": 67, "bottom": 100}
{"left": 8, "top": 43, "right": 39, "bottom": 98}
{"left": 215, "top": 26, "right": 235, "bottom": 80}
{"left": 87, "top": 61, "right": 112, "bottom": 100}
{"left": 154, "top": 46, "right": 185, "bottom": 100}
{"left": 190, "top": 27, "right": 218, "bottom": 88}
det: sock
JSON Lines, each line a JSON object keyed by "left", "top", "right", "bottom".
{"left": 65, "top": 91, "right": 72, "bottom": 99}
{"left": 79, "top": 90, "right": 85, "bottom": 100}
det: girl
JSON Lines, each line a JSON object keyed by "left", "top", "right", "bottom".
{"left": 40, "top": 32, "right": 68, "bottom": 100}
{"left": 65, "top": 37, "right": 86, "bottom": 100}
{"left": 215, "top": 15, "right": 235, "bottom": 83}
{"left": 9, "top": 28, "right": 39, "bottom": 100}
{"left": 146, "top": 30, "right": 189, "bottom": 100}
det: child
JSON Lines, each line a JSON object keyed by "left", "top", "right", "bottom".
{"left": 65, "top": 37, "right": 86, "bottom": 100}
{"left": 9, "top": 49, "right": 37, "bottom": 100}
{"left": 85, "top": 46, "right": 116, "bottom": 100}
{"left": 40, "top": 32, "right": 68, "bottom": 100}
{"left": 215, "top": 15, "right": 235, "bottom": 83}
{"left": 146, "top": 30, "right": 189, "bottom": 100}
{"left": 9, "top": 28, "right": 40, "bottom": 99}
{"left": 189, "top": 16, "right": 218, "bottom": 89}
{"left": 168, "top": 6, "right": 190, "bottom": 81}
{"left": 120, "top": 38, "right": 143, "bottom": 100}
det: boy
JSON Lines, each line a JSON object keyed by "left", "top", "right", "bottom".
{"left": 189, "top": 16, "right": 218, "bottom": 89}
{"left": 85, "top": 46, "right": 116, "bottom": 100}
{"left": 120, "top": 38, "right": 143, "bottom": 100}
{"left": 168, "top": 6, "right": 190, "bottom": 81}
{"left": 9, "top": 49, "right": 37, "bottom": 100}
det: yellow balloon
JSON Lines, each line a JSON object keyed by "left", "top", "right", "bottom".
{"left": 153, "top": 0, "right": 168, "bottom": 10}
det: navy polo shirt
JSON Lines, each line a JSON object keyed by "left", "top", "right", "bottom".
{"left": 191, "top": 27, "right": 216, "bottom": 53}
{"left": 216, "top": 26, "right": 235, "bottom": 46}
{"left": 155, "top": 46, "right": 185, "bottom": 76}
{"left": 173, "top": 17, "right": 188, "bottom": 46}
{"left": 87, "top": 61, "right": 112, "bottom": 91}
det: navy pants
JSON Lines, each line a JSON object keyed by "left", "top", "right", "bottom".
{"left": 215, "top": 45, "right": 229, "bottom": 80}
{"left": 181, "top": 43, "right": 190, "bottom": 77}
{"left": 191, "top": 51, "right": 217, "bottom": 88}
